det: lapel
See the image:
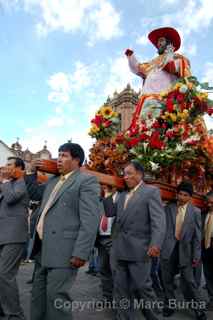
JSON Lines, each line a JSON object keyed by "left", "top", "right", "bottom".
{"left": 170, "top": 202, "right": 177, "bottom": 229}
{"left": 40, "top": 177, "right": 60, "bottom": 211}
{"left": 46, "top": 170, "right": 80, "bottom": 214}
{"left": 119, "top": 183, "right": 145, "bottom": 228}
{"left": 180, "top": 202, "right": 192, "bottom": 238}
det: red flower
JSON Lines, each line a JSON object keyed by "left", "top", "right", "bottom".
{"left": 103, "top": 120, "right": 112, "bottom": 128}
{"left": 187, "top": 140, "right": 198, "bottom": 146}
{"left": 128, "top": 138, "right": 140, "bottom": 147}
{"left": 179, "top": 103, "right": 186, "bottom": 112}
{"left": 140, "top": 123, "right": 148, "bottom": 131}
{"left": 165, "top": 130, "right": 175, "bottom": 139}
{"left": 129, "top": 127, "right": 139, "bottom": 137}
{"left": 152, "top": 121, "right": 161, "bottom": 129}
{"left": 176, "top": 93, "right": 185, "bottom": 103}
{"left": 168, "top": 91, "right": 177, "bottom": 100}
{"left": 115, "top": 133, "right": 124, "bottom": 143}
{"left": 166, "top": 99, "right": 174, "bottom": 112}
{"left": 149, "top": 132, "right": 165, "bottom": 149}
{"left": 91, "top": 115, "right": 103, "bottom": 126}
{"left": 139, "top": 133, "right": 149, "bottom": 141}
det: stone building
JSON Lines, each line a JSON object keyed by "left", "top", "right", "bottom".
{"left": 0, "top": 138, "right": 52, "bottom": 170}
{"left": 107, "top": 84, "right": 140, "bottom": 131}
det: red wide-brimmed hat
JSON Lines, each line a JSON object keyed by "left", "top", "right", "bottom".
{"left": 148, "top": 27, "right": 181, "bottom": 51}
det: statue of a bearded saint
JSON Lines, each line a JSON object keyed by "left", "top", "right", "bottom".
{"left": 125, "top": 27, "right": 192, "bottom": 129}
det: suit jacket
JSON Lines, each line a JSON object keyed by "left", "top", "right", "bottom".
{"left": 112, "top": 183, "right": 166, "bottom": 261}
{"left": 161, "top": 201, "right": 201, "bottom": 266}
{"left": 31, "top": 170, "right": 102, "bottom": 268}
{"left": 0, "top": 178, "right": 29, "bottom": 245}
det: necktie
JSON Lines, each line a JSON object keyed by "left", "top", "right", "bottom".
{"left": 36, "top": 176, "right": 66, "bottom": 239}
{"left": 205, "top": 213, "right": 213, "bottom": 249}
{"left": 100, "top": 215, "right": 108, "bottom": 232}
{"left": 123, "top": 191, "right": 134, "bottom": 210}
{"left": 175, "top": 205, "right": 187, "bottom": 240}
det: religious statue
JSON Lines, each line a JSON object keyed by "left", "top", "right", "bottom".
{"left": 125, "top": 27, "right": 192, "bottom": 127}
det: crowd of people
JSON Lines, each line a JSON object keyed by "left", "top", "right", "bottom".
{"left": 0, "top": 143, "right": 213, "bottom": 320}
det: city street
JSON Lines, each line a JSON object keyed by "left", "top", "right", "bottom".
{"left": 1, "top": 262, "right": 212, "bottom": 320}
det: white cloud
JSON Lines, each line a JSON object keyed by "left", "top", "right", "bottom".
{"left": 55, "top": 106, "right": 63, "bottom": 114}
{"left": 202, "top": 62, "right": 213, "bottom": 130}
{"left": 184, "top": 44, "right": 197, "bottom": 57}
{"left": 70, "top": 61, "right": 92, "bottom": 91}
{"left": 202, "top": 62, "right": 213, "bottom": 86}
{"left": 87, "top": 1, "right": 122, "bottom": 46}
{"left": 204, "top": 115, "right": 213, "bottom": 130}
{"left": 48, "top": 72, "right": 71, "bottom": 104}
{"left": 8, "top": 0, "right": 123, "bottom": 43}
{"left": 47, "top": 116, "right": 65, "bottom": 128}
{"left": 161, "top": 0, "right": 178, "bottom": 4}
{"left": 161, "top": 0, "right": 213, "bottom": 36}
{"left": 47, "top": 61, "right": 93, "bottom": 105}
{"left": 136, "top": 34, "right": 149, "bottom": 46}
{"left": 103, "top": 56, "right": 140, "bottom": 97}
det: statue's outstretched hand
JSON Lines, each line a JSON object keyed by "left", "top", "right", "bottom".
{"left": 125, "top": 49, "right": 134, "bottom": 57}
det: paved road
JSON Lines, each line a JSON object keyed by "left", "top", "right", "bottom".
{"left": 1, "top": 262, "right": 213, "bottom": 319}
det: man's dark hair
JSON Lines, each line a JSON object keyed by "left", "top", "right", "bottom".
{"left": 177, "top": 181, "right": 193, "bottom": 196}
{"left": 58, "top": 143, "right": 85, "bottom": 166}
{"left": 7, "top": 157, "right": 25, "bottom": 170}
{"left": 129, "top": 160, "right": 144, "bottom": 174}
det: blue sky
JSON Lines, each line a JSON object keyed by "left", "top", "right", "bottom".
{"left": 0, "top": 0, "right": 212, "bottom": 157}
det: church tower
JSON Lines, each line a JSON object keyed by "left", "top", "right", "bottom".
{"left": 108, "top": 84, "right": 139, "bottom": 131}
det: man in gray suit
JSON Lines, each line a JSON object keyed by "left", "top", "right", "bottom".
{"left": 202, "top": 191, "right": 213, "bottom": 310}
{"left": 0, "top": 157, "right": 28, "bottom": 320}
{"left": 30, "top": 142, "right": 102, "bottom": 320}
{"left": 160, "top": 181, "right": 207, "bottom": 320}
{"left": 113, "top": 160, "right": 166, "bottom": 320}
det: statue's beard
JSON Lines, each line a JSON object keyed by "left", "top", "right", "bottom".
{"left": 158, "top": 45, "right": 167, "bottom": 55}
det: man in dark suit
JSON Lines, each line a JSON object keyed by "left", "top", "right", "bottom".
{"left": 30, "top": 142, "right": 102, "bottom": 320}
{"left": 0, "top": 157, "right": 28, "bottom": 320}
{"left": 96, "top": 184, "right": 117, "bottom": 302}
{"left": 202, "top": 191, "right": 213, "bottom": 310}
{"left": 161, "top": 181, "right": 206, "bottom": 320}
{"left": 113, "top": 160, "right": 166, "bottom": 320}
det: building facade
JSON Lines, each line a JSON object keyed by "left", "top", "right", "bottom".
{"left": 108, "top": 84, "right": 140, "bottom": 131}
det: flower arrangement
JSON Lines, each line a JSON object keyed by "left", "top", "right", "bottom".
{"left": 89, "top": 105, "right": 120, "bottom": 139}
{"left": 115, "top": 77, "right": 213, "bottom": 174}
{"left": 88, "top": 77, "right": 213, "bottom": 190}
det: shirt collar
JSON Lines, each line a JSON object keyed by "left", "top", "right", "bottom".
{"left": 129, "top": 180, "right": 143, "bottom": 193}
{"left": 60, "top": 170, "right": 74, "bottom": 181}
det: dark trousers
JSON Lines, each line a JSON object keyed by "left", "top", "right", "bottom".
{"left": 98, "top": 237, "right": 113, "bottom": 300}
{"left": 31, "top": 254, "right": 78, "bottom": 320}
{"left": 114, "top": 259, "right": 158, "bottom": 320}
{"left": 202, "top": 244, "right": 213, "bottom": 301}
{"left": 0, "top": 243, "right": 25, "bottom": 320}
{"left": 161, "top": 243, "right": 204, "bottom": 310}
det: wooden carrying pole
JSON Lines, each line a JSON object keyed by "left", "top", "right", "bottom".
{"left": 36, "top": 159, "right": 205, "bottom": 208}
